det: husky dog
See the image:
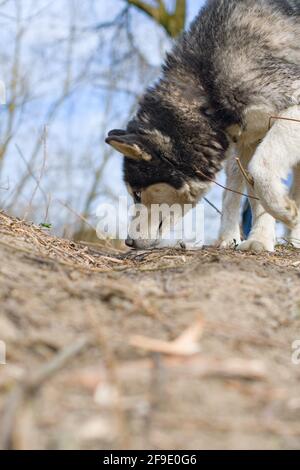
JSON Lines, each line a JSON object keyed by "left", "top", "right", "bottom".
{"left": 106, "top": 0, "right": 300, "bottom": 250}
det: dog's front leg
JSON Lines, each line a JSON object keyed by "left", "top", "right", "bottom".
{"left": 217, "top": 145, "right": 254, "bottom": 248}
{"left": 217, "top": 152, "right": 244, "bottom": 248}
{"left": 248, "top": 106, "right": 300, "bottom": 231}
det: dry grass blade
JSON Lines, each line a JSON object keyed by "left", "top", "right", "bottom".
{"left": 268, "top": 115, "right": 300, "bottom": 129}
{"left": 178, "top": 356, "right": 267, "bottom": 381}
{"left": 0, "top": 212, "right": 123, "bottom": 272}
{"left": 236, "top": 157, "right": 255, "bottom": 188}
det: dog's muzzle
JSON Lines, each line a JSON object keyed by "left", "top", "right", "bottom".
{"left": 125, "top": 237, "right": 135, "bottom": 248}
{"left": 125, "top": 236, "right": 159, "bottom": 250}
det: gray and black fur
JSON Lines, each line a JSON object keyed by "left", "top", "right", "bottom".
{"left": 107, "top": 0, "right": 300, "bottom": 193}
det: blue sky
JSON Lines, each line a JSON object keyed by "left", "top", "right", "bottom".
{"left": 0, "top": 0, "right": 224, "bottom": 242}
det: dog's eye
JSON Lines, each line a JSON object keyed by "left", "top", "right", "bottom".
{"left": 133, "top": 191, "right": 142, "bottom": 203}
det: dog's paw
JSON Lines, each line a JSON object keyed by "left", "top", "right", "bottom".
{"left": 237, "top": 238, "right": 275, "bottom": 253}
{"left": 216, "top": 236, "right": 241, "bottom": 249}
{"left": 287, "top": 229, "right": 300, "bottom": 248}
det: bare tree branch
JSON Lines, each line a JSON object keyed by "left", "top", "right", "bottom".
{"left": 125, "top": 0, "right": 186, "bottom": 37}
{"left": 126, "top": 0, "right": 158, "bottom": 21}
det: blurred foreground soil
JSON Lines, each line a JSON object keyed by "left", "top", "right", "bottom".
{"left": 1, "top": 212, "right": 300, "bottom": 450}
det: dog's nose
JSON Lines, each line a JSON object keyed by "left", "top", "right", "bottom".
{"left": 125, "top": 237, "right": 134, "bottom": 248}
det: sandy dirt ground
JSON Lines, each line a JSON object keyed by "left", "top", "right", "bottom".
{"left": 1, "top": 211, "right": 300, "bottom": 450}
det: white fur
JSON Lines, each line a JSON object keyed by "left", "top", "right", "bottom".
{"left": 219, "top": 105, "right": 300, "bottom": 252}
{"left": 217, "top": 146, "right": 244, "bottom": 248}
{"left": 249, "top": 106, "right": 300, "bottom": 228}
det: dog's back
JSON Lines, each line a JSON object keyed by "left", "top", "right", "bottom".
{"left": 175, "top": 0, "right": 300, "bottom": 124}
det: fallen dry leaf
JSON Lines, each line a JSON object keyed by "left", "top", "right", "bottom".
{"left": 129, "top": 317, "right": 204, "bottom": 356}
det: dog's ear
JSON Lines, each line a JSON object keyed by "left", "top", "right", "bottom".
{"left": 106, "top": 131, "right": 152, "bottom": 161}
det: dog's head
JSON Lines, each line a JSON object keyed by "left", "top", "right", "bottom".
{"left": 106, "top": 126, "right": 212, "bottom": 249}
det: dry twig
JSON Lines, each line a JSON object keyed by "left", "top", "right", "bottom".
{"left": 236, "top": 157, "right": 255, "bottom": 188}
{"left": 0, "top": 337, "right": 89, "bottom": 450}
